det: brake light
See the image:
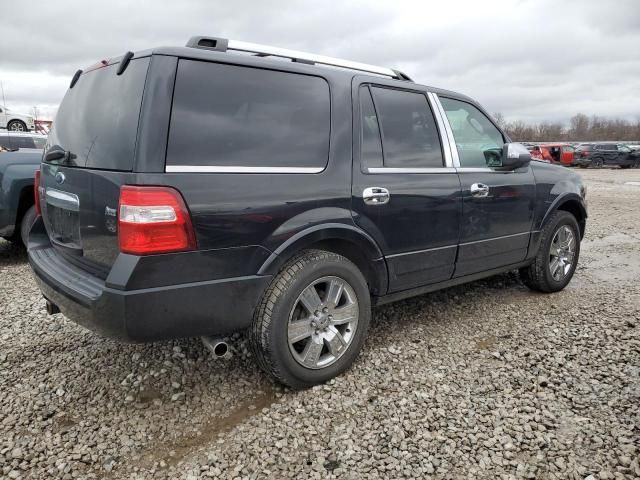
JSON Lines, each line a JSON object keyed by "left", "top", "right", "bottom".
{"left": 34, "top": 170, "right": 42, "bottom": 216}
{"left": 118, "top": 186, "right": 196, "bottom": 255}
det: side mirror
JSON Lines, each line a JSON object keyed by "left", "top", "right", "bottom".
{"left": 500, "top": 143, "right": 531, "bottom": 170}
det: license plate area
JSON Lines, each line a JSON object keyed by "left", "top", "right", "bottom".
{"left": 43, "top": 188, "right": 82, "bottom": 249}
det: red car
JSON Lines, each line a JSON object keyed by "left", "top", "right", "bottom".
{"left": 530, "top": 144, "right": 575, "bottom": 166}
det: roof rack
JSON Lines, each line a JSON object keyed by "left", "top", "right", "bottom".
{"left": 185, "top": 36, "right": 413, "bottom": 81}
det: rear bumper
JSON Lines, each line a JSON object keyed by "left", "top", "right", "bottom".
{"left": 28, "top": 223, "right": 271, "bottom": 342}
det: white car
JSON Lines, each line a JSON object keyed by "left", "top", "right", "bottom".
{"left": 0, "top": 106, "right": 35, "bottom": 132}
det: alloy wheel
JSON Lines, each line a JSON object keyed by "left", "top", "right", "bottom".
{"left": 549, "top": 225, "right": 575, "bottom": 281}
{"left": 287, "top": 276, "right": 359, "bottom": 369}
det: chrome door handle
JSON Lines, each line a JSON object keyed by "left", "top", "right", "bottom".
{"left": 470, "top": 183, "right": 490, "bottom": 198}
{"left": 363, "top": 187, "right": 390, "bottom": 205}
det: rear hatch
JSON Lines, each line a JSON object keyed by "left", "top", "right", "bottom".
{"left": 40, "top": 56, "right": 150, "bottom": 275}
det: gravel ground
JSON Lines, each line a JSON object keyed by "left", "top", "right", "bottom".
{"left": 1, "top": 168, "right": 639, "bottom": 479}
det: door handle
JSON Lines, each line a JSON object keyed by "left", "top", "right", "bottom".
{"left": 470, "top": 183, "right": 490, "bottom": 198}
{"left": 363, "top": 187, "right": 390, "bottom": 205}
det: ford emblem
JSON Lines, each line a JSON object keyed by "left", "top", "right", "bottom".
{"left": 55, "top": 172, "right": 66, "bottom": 185}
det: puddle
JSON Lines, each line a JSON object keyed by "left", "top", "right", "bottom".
{"left": 132, "top": 387, "right": 278, "bottom": 471}
{"left": 474, "top": 335, "right": 497, "bottom": 351}
{"left": 581, "top": 233, "right": 640, "bottom": 249}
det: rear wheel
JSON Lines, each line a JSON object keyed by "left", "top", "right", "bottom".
{"left": 520, "top": 211, "right": 580, "bottom": 293}
{"left": 591, "top": 158, "right": 603, "bottom": 168}
{"left": 20, "top": 205, "right": 37, "bottom": 246}
{"left": 251, "top": 249, "right": 371, "bottom": 389}
{"left": 7, "top": 120, "right": 27, "bottom": 132}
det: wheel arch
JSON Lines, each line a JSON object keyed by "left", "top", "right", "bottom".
{"left": 258, "top": 223, "right": 388, "bottom": 296}
{"left": 14, "top": 185, "right": 35, "bottom": 229}
{"left": 543, "top": 194, "right": 587, "bottom": 239}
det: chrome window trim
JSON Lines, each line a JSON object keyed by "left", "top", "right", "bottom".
{"left": 430, "top": 94, "right": 461, "bottom": 167}
{"left": 456, "top": 167, "right": 499, "bottom": 173}
{"left": 367, "top": 167, "right": 457, "bottom": 174}
{"left": 426, "top": 92, "right": 453, "bottom": 168}
{"left": 165, "top": 165, "right": 325, "bottom": 174}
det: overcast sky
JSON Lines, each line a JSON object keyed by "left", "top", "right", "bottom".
{"left": 0, "top": 0, "right": 638, "bottom": 123}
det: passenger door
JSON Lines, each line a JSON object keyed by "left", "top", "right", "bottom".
{"left": 561, "top": 146, "right": 574, "bottom": 165}
{"left": 351, "top": 81, "right": 461, "bottom": 293}
{"left": 0, "top": 107, "right": 6, "bottom": 129}
{"left": 436, "top": 96, "right": 535, "bottom": 277}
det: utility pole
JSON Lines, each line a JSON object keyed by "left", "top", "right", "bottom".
{"left": 0, "top": 81, "right": 6, "bottom": 108}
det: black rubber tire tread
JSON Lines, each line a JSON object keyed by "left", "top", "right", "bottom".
{"left": 520, "top": 210, "right": 580, "bottom": 293}
{"left": 20, "top": 205, "right": 37, "bottom": 246}
{"left": 251, "top": 249, "right": 370, "bottom": 389}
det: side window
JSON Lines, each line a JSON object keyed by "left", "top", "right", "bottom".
{"left": 10, "top": 136, "right": 35, "bottom": 149}
{"left": 359, "top": 86, "right": 383, "bottom": 168}
{"left": 167, "top": 60, "right": 331, "bottom": 169}
{"left": 370, "top": 87, "right": 443, "bottom": 168}
{"left": 439, "top": 97, "right": 504, "bottom": 168}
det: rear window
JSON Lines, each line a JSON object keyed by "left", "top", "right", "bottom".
{"left": 166, "top": 60, "right": 330, "bottom": 169}
{"left": 0, "top": 135, "right": 36, "bottom": 150}
{"left": 45, "top": 57, "right": 150, "bottom": 171}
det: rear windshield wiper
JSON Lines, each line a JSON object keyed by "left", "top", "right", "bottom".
{"left": 44, "top": 146, "right": 72, "bottom": 165}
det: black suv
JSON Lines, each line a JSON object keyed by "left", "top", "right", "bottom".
{"left": 29, "top": 37, "right": 587, "bottom": 388}
{"left": 574, "top": 143, "right": 640, "bottom": 168}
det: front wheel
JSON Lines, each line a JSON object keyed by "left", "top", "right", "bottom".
{"left": 7, "top": 120, "right": 27, "bottom": 132}
{"left": 251, "top": 250, "right": 371, "bottom": 389}
{"left": 591, "top": 158, "right": 603, "bottom": 168}
{"left": 520, "top": 211, "right": 581, "bottom": 293}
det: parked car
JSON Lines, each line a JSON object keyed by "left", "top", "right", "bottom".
{"left": 0, "top": 149, "right": 41, "bottom": 245}
{"left": 530, "top": 143, "right": 575, "bottom": 166}
{"left": 0, "top": 106, "right": 36, "bottom": 132}
{"left": 29, "top": 37, "right": 587, "bottom": 388}
{"left": 574, "top": 143, "right": 640, "bottom": 168}
{"left": 0, "top": 131, "right": 48, "bottom": 151}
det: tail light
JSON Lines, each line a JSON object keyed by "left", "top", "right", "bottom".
{"left": 118, "top": 186, "right": 196, "bottom": 255}
{"left": 34, "top": 170, "right": 42, "bottom": 216}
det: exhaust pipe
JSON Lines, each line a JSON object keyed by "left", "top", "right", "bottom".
{"left": 201, "top": 336, "right": 230, "bottom": 358}
{"left": 45, "top": 300, "right": 60, "bottom": 315}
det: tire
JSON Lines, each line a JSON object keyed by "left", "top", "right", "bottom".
{"left": 251, "top": 249, "right": 371, "bottom": 389}
{"left": 634, "top": 160, "right": 640, "bottom": 169}
{"left": 19, "top": 205, "right": 37, "bottom": 246}
{"left": 520, "top": 211, "right": 581, "bottom": 293}
{"left": 591, "top": 158, "right": 603, "bottom": 168}
{"left": 7, "top": 120, "right": 27, "bottom": 132}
